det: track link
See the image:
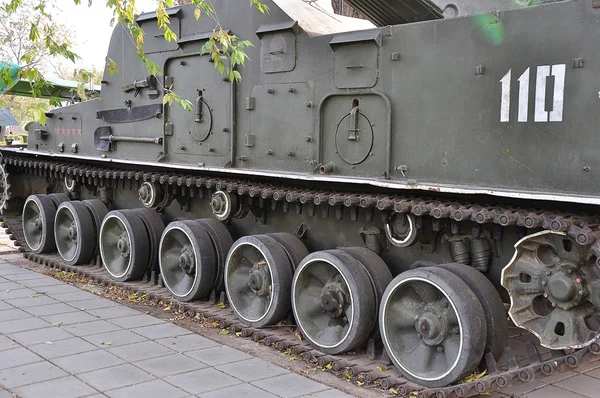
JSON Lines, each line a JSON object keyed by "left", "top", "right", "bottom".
{"left": 4, "top": 153, "right": 600, "bottom": 397}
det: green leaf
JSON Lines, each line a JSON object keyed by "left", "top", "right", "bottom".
{"left": 218, "top": 329, "right": 230, "bottom": 335}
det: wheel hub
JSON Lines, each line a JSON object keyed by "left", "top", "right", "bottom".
{"left": 248, "top": 263, "right": 270, "bottom": 296}
{"left": 545, "top": 269, "right": 584, "bottom": 309}
{"left": 210, "top": 195, "right": 224, "bottom": 214}
{"left": 138, "top": 185, "right": 150, "bottom": 202}
{"left": 178, "top": 246, "right": 195, "bottom": 274}
{"left": 34, "top": 217, "right": 43, "bottom": 232}
{"left": 116, "top": 235, "right": 130, "bottom": 258}
{"left": 67, "top": 224, "right": 77, "bottom": 241}
{"left": 320, "top": 281, "right": 346, "bottom": 318}
{"left": 416, "top": 312, "right": 447, "bottom": 346}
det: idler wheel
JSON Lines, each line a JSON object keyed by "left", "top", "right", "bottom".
{"left": 502, "top": 230, "right": 600, "bottom": 350}
{"left": 99, "top": 210, "right": 150, "bottom": 282}
{"left": 380, "top": 267, "right": 486, "bottom": 387}
{"left": 54, "top": 201, "right": 96, "bottom": 265}
{"left": 292, "top": 250, "right": 376, "bottom": 354}
{"left": 436, "top": 263, "right": 507, "bottom": 361}
{"left": 225, "top": 235, "right": 293, "bottom": 327}
{"left": 22, "top": 194, "right": 61, "bottom": 254}
{"left": 159, "top": 220, "right": 217, "bottom": 301}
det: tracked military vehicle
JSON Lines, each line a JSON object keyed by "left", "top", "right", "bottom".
{"left": 3, "top": 0, "right": 600, "bottom": 395}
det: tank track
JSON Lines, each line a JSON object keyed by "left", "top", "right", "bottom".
{"left": 3, "top": 152, "right": 600, "bottom": 397}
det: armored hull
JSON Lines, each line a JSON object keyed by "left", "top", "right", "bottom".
{"left": 3, "top": 0, "right": 600, "bottom": 395}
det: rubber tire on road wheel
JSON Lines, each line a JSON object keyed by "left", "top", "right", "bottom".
{"left": 54, "top": 201, "right": 96, "bottom": 265}
{"left": 436, "top": 263, "right": 507, "bottom": 361}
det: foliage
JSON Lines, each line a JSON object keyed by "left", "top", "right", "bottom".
{"left": 1, "top": 0, "right": 269, "bottom": 124}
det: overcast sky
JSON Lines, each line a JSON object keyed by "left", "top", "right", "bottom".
{"left": 55, "top": 0, "right": 156, "bottom": 72}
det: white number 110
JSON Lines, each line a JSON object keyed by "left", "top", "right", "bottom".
{"left": 500, "top": 64, "right": 566, "bottom": 123}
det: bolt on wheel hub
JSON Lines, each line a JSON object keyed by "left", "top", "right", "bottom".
{"left": 546, "top": 270, "right": 584, "bottom": 308}
{"left": 247, "top": 262, "right": 271, "bottom": 296}
{"left": 320, "top": 281, "right": 346, "bottom": 318}
{"left": 417, "top": 312, "right": 447, "bottom": 346}
{"left": 67, "top": 224, "right": 77, "bottom": 241}
{"left": 178, "top": 246, "right": 195, "bottom": 274}
{"left": 116, "top": 235, "right": 130, "bottom": 258}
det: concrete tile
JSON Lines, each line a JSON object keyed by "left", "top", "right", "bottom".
{"left": 8, "top": 326, "right": 74, "bottom": 345}
{"left": 0, "top": 336, "right": 19, "bottom": 351}
{"left": 0, "top": 316, "right": 50, "bottom": 334}
{"left": 12, "top": 375, "right": 98, "bottom": 398}
{"left": 52, "top": 350, "right": 125, "bottom": 374}
{"left": 134, "top": 354, "right": 207, "bottom": 378}
{"left": 215, "top": 358, "right": 289, "bottom": 382}
{"left": 24, "top": 303, "right": 79, "bottom": 316}
{"left": 132, "top": 323, "right": 190, "bottom": 340}
{"left": 2, "top": 271, "right": 43, "bottom": 280}
{"left": 0, "top": 390, "right": 12, "bottom": 398}
{"left": 0, "top": 361, "right": 68, "bottom": 388}
{"left": 107, "top": 340, "right": 174, "bottom": 362}
{"left": 0, "top": 267, "right": 32, "bottom": 276}
{"left": 0, "top": 281, "right": 22, "bottom": 291}
{"left": 165, "top": 368, "right": 242, "bottom": 395}
{"left": 83, "top": 329, "right": 146, "bottom": 348}
{"left": 0, "top": 308, "right": 33, "bottom": 321}
{"left": 296, "top": 389, "right": 356, "bottom": 398}
{"left": 109, "top": 314, "right": 164, "bottom": 329}
{"left": 5, "top": 295, "right": 60, "bottom": 308}
{"left": 53, "top": 291, "right": 98, "bottom": 302}
{"left": 540, "top": 369, "right": 578, "bottom": 384}
{"left": 555, "top": 374, "right": 600, "bottom": 397}
{"left": 198, "top": 383, "right": 279, "bottom": 398}
{"left": 63, "top": 320, "right": 122, "bottom": 337}
{"left": 68, "top": 298, "right": 119, "bottom": 311}
{"left": 497, "top": 379, "right": 546, "bottom": 396}
{"left": 0, "top": 347, "right": 43, "bottom": 370}
{"left": 87, "top": 306, "right": 142, "bottom": 319}
{"left": 35, "top": 284, "right": 82, "bottom": 295}
{"left": 29, "top": 337, "right": 98, "bottom": 360}
{"left": 526, "top": 385, "right": 587, "bottom": 398}
{"left": 19, "top": 277, "right": 61, "bottom": 288}
{"left": 105, "top": 379, "right": 189, "bottom": 398}
{"left": 41, "top": 311, "right": 100, "bottom": 325}
{"left": 156, "top": 334, "right": 219, "bottom": 352}
{"left": 251, "top": 374, "right": 330, "bottom": 398}
{"left": 185, "top": 345, "right": 252, "bottom": 366}
{"left": 0, "top": 300, "right": 11, "bottom": 311}
{"left": 78, "top": 364, "right": 153, "bottom": 391}
{"left": 582, "top": 363, "right": 600, "bottom": 377}
{"left": 0, "top": 287, "right": 38, "bottom": 299}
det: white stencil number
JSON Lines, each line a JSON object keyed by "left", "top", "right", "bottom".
{"left": 500, "top": 64, "right": 566, "bottom": 123}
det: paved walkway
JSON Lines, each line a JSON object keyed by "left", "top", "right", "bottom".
{"left": 0, "top": 256, "right": 353, "bottom": 398}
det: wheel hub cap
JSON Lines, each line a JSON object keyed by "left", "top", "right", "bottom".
{"left": 138, "top": 186, "right": 150, "bottom": 202}
{"left": 248, "top": 264, "right": 270, "bottom": 296}
{"left": 417, "top": 312, "right": 447, "bottom": 346}
{"left": 116, "top": 236, "right": 129, "bottom": 258}
{"left": 320, "top": 282, "right": 346, "bottom": 318}
{"left": 178, "top": 246, "right": 195, "bottom": 274}
{"left": 34, "top": 218, "right": 43, "bottom": 232}
{"left": 547, "top": 271, "right": 581, "bottom": 306}
{"left": 67, "top": 224, "right": 77, "bottom": 241}
{"left": 210, "top": 195, "right": 224, "bottom": 213}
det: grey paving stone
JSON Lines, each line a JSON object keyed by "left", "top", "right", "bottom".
{"left": 555, "top": 374, "right": 600, "bottom": 397}
{"left": 215, "top": 358, "right": 289, "bottom": 382}
{"left": 83, "top": 329, "right": 147, "bottom": 348}
{"left": 107, "top": 340, "right": 174, "bottom": 362}
{"left": 18, "top": 277, "right": 60, "bottom": 288}
{"left": 165, "top": 367, "right": 242, "bottom": 395}
{"left": 0, "top": 316, "right": 50, "bottom": 334}
{"left": 0, "top": 389, "right": 12, "bottom": 398}
{"left": 35, "top": 284, "right": 82, "bottom": 295}
{"left": 105, "top": 379, "right": 189, "bottom": 398}
{"left": 0, "top": 336, "right": 19, "bottom": 351}
{"left": 0, "top": 301, "right": 12, "bottom": 311}
{"left": 134, "top": 353, "right": 207, "bottom": 378}
{"left": 0, "top": 347, "right": 43, "bottom": 370}
{"left": 525, "top": 385, "right": 587, "bottom": 398}
{"left": 52, "top": 291, "right": 99, "bottom": 303}
{"left": 0, "top": 287, "right": 38, "bottom": 299}
{"left": 0, "top": 267, "right": 32, "bottom": 275}
{"left": 52, "top": 349, "right": 125, "bottom": 374}
{"left": 68, "top": 298, "right": 120, "bottom": 311}
{"left": 0, "top": 361, "right": 68, "bottom": 388}
{"left": 41, "top": 311, "right": 100, "bottom": 326}
{"left": 0, "top": 308, "right": 33, "bottom": 321}
{"left": 63, "top": 320, "right": 122, "bottom": 337}
{"left": 78, "top": 363, "right": 153, "bottom": 391}
{"left": 12, "top": 375, "right": 98, "bottom": 398}
{"left": 4, "top": 272, "right": 48, "bottom": 281}
{"left": 185, "top": 345, "right": 253, "bottom": 366}
{"left": 29, "top": 337, "right": 98, "bottom": 360}
{"left": 198, "top": 384, "right": 280, "bottom": 398}
{"left": 109, "top": 314, "right": 164, "bottom": 329}
{"left": 8, "top": 326, "right": 74, "bottom": 346}
{"left": 582, "top": 363, "right": 600, "bottom": 376}
{"left": 497, "top": 379, "right": 546, "bottom": 396}
{"left": 156, "top": 334, "right": 220, "bottom": 352}
{"left": 132, "top": 323, "right": 190, "bottom": 340}
{"left": 5, "top": 295, "right": 60, "bottom": 308}
{"left": 0, "top": 281, "right": 22, "bottom": 291}
{"left": 251, "top": 373, "right": 330, "bottom": 398}
{"left": 297, "top": 389, "right": 357, "bottom": 398}
{"left": 87, "top": 306, "right": 142, "bottom": 319}
{"left": 24, "top": 303, "right": 79, "bottom": 317}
